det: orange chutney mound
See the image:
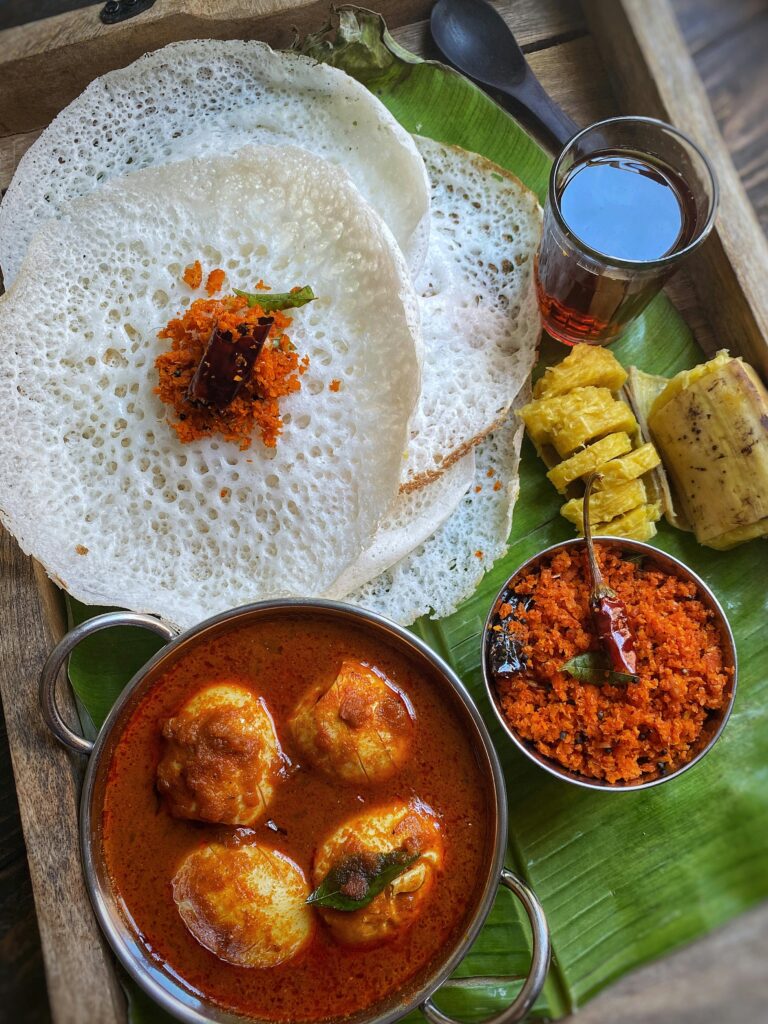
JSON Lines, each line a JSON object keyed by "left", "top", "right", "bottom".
{"left": 493, "top": 546, "right": 732, "bottom": 783}
{"left": 155, "top": 289, "right": 309, "bottom": 450}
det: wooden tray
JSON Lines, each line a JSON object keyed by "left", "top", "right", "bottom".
{"left": 1, "top": 2, "right": 767, "bottom": 1022}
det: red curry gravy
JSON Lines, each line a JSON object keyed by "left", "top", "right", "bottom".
{"left": 102, "top": 615, "right": 492, "bottom": 1021}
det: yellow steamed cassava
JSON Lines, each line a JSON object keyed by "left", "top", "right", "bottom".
{"left": 521, "top": 386, "right": 628, "bottom": 450}
{"left": 546, "top": 432, "right": 633, "bottom": 493}
{"left": 520, "top": 344, "right": 662, "bottom": 539}
{"left": 594, "top": 443, "right": 661, "bottom": 487}
{"left": 561, "top": 479, "right": 647, "bottom": 529}
{"left": 595, "top": 502, "right": 662, "bottom": 542}
{"left": 534, "top": 342, "right": 628, "bottom": 398}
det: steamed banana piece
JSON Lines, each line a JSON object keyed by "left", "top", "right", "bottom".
{"left": 648, "top": 352, "right": 768, "bottom": 549}
{"left": 624, "top": 366, "right": 688, "bottom": 530}
{"left": 519, "top": 344, "right": 662, "bottom": 540}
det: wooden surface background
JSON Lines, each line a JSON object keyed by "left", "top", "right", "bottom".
{"left": 1, "top": 0, "right": 767, "bottom": 1022}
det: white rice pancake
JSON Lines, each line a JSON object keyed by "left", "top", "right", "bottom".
{"left": 402, "top": 138, "right": 541, "bottom": 491}
{"left": 0, "top": 146, "right": 421, "bottom": 628}
{"left": 0, "top": 39, "right": 430, "bottom": 286}
{"left": 344, "top": 396, "right": 528, "bottom": 626}
{"left": 325, "top": 451, "right": 475, "bottom": 599}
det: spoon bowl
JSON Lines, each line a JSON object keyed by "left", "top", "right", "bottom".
{"left": 430, "top": 0, "right": 578, "bottom": 153}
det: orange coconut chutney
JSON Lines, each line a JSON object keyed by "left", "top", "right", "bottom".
{"left": 489, "top": 545, "right": 732, "bottom": 783}
{"left": 155, "top": 289, "right": 308, "bottom": 450}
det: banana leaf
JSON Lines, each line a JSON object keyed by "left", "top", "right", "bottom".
{"left": 64, "top": 10, "right": 768, "bottom": 1022}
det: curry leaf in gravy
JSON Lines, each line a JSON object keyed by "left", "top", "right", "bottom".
{"left": 234, "top": 285, "right": 316, "bottom": 312}
{"left": 307, "top": 849, "right": 419, "bottom": 911}
{"left": 561, "top": 651, "right": 639, "bottom": 687}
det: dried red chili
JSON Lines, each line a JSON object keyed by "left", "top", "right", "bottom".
{"left": 583, "top": 473, "right": 637, "bottom": 674}
{"left": 186, "top": 317, "right": 273, "bottom": 411}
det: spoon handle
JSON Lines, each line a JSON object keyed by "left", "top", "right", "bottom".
{"left": 494, "top": 70, "right": 578, "bottom": 155}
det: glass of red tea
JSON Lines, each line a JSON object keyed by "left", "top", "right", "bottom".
{"left": 535, "top": 115, "right": 718, "bottom": 346}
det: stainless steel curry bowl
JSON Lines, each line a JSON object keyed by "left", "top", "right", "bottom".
{"left": 41, "top": 599, "right": 550, "bottom": 1024}
{"left": 482, "top": 538, "right": 738, "bottom": 793}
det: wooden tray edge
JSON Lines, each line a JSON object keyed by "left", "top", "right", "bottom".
{"left": 0, "top": 535, "right": 127, "bottom": 1024}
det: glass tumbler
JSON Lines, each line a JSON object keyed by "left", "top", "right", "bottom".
{"left": 535, "top": 115, "right": 719, "bottom": 346}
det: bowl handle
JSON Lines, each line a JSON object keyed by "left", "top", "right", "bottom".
{"left": 40, "top": 611, "right": 178, "bottom": 755}
{"left": 420, "top": 868, "right": 550, "bottom": 1024}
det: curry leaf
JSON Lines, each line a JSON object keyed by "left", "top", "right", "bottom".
{"left": 233, "top": 285, "right": 316, "bottom": 312}
{"left": 622, "top": 553, "right": 646, "bottom": 567}
{"left": 561, "top": 651, "right": 639, "bottom": 686}
{"left": 307, "top": 850, "right": 419, "bottom": 911}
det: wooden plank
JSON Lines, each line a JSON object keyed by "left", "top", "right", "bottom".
{"left": 0, "top": 0, "right": 586, "bottom": 139}
{"left": 682, "top": 2, "right": 768, "bottom": 235}
{"left": 0, "top": 0, "right": 595, "bottom": 195}
{"left": 0, "top": 533, "right": 126, "bottom": 1024}
{"left": 583, "top": 0, "right": 768, "bottom": 379}
{"left": 0, "top": 0, "right": 426, "bottom": 135}
{"left": 526, "top": 36, "right": 614, "bottom": 127}
{"left": 564, "top": 899, "right": 768, "bottom": 1024}
{"left": 0, "top": 129, "right": 41, "bottom": 194}
{"left": 0, "top": 850, "right": 50, "bottom": 1023}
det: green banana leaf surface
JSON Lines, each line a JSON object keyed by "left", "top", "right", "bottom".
{"left": 65, "top": 10, "right": 768, "bottom": 1023}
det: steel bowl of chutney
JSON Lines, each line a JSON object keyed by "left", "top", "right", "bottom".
{"left": 483, "top": 538, "right": 737, "bottom": 792}
{"left": 40, "top": 599, "right": 550, "bottom": 1024}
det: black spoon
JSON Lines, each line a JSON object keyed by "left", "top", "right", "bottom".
{"left": 430, "top": 0, "right": 578, "bottom": 154}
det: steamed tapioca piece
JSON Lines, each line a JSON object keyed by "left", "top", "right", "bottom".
{"left": 157, "top": 682, "right": 285, "bottom": 826}
{"left": 173, "top": 842, "right": 313, "bottom": 968}
{"left": 0, "top": 38, "right": 431, "bottom": 284}
{"left": 400, "top": 137, "right": 541, "bottom": 492}
{"left": 0, "top": 146, "right": 421, "bottom": 627}
{"left": 593, "top": 443, "right": 660, "bottom": 487}
{"left": 289, "top": 659, "right": 415, "bottom": 783}
{"left": 561, "top": 479, "right": 647, "bottom": 531}
{"left": 520, "top": 387, "right": 637, "bottom": 454}
{"left": 550, "top": 397, "right": 638, "bottom": 459}
{"left": 594, "top": 503, "right": 662, "bottom": 542}
{"left": 312, "top": 801, "right": 444, "bottom": 947}
{"left": 534, "top": 342, "right": 628, "bottom": 399}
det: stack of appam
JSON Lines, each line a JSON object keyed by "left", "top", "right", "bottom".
{"left": 0, "top": 40, "right": 541, "bottom": 628}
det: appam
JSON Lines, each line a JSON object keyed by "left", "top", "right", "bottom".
{"left": 0, "top": 146, "right": 421, "bottom": 627}
{"left": 401, "top": 138, "right": 541, "bottom": 491}
{"left": 345, "top": 396, "right": 529, "bottom": 625}
{"left": 325, "top": 452, "right": 475, "bottom": 599}
{"left": 0, "top": 39, "right": 430, "bottom": 285}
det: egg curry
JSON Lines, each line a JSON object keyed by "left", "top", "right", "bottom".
{"left": 102, "top": 614, "right": 491, "bottom": 1021}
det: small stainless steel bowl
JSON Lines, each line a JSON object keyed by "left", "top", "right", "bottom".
{"left": 482, "top": 538, "right": 738, "bottom": 792}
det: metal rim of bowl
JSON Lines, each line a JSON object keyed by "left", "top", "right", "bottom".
{"left": 78, "top": 598, "right": 511, "bottom": 1024}
{"left": 482, "top": 538, "right": 738, "bottom": 793}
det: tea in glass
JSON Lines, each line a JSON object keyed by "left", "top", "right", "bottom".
{"left": 535, "top": 116, "right": 718, "bottom": 346}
